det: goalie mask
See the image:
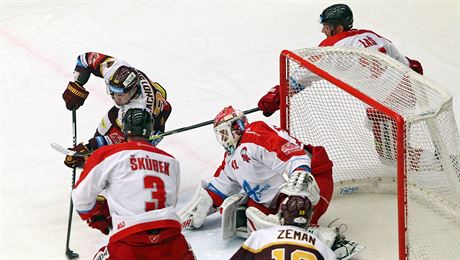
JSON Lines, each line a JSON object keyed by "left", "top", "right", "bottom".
{"left": 122, "top": 108, "right": 153, "bottom": 140}
{"left": 279, "top": 195, "right": 313, "bottom": 229}
{"left": 213, "top": 106, "right": 248, "bottom": 154}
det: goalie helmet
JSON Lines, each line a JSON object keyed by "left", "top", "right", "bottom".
{"left": 108, "top": 66, "right": 140, "bottom": 95}
{"left": 122, "top": 108, "right": 153, "bottom": 140}
{"left": 213, "top": 106, "right": 248, "bottom": 154}
{"left": 279, "top": 195, "right": 313, "bottom": 229}
{"left": 320, "top": 4, "right": 353, "bottom": 31}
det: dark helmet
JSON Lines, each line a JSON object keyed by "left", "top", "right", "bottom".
{"left": 122, "top": 108, "right": 153, "bottom": 139}
{"left": 108, "top": 66, "right": 140, "bottom": 94}
{"left": 320, "top": 4, "right": 353, "bottom": 31}
{"left": 279, "top": 196, "right": 313, "bottom": 229}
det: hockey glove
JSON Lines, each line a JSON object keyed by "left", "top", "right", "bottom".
{"left": 64, "top": 143, "right": 90, "bottom": 168}
{"left": 85, "top": 195, "right": 112, "bottom": 235}
{"left": 63, "top": 81, "right": 89, "bottom": 110}
{"left": 257, "top": 85, "right": 280, "bottom": 117}
{"left": 406, "top": 57, "right": 423, "bottom": 75}
{"left": 280, "top": 169, "right": 320, "bottom": 205}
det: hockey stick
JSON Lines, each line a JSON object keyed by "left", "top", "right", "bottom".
{"left": 65, "top": 109, "right": 79, "bottom": 259}
{"left": 149, "top": 107, "right": 261, "bottom": 139}
{"left": 51, "top": 107, "right": 261, "bottom": 157}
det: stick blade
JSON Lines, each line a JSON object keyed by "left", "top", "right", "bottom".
{"left": 66, "top": 248, "right": 79, "bottom": 259}
{"left": 50, "top": 143, "right": 74, "bottom": 156}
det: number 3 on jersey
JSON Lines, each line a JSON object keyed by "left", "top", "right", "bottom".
{"left": 144, "top": 175, "right": 166, "bottom": 211}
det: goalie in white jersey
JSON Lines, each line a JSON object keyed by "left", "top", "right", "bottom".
{"left": 179, "top": 106, "right": 334, "bottom": 237}
{"left": 72, "top": 108, "right": 194, "bottom": 260}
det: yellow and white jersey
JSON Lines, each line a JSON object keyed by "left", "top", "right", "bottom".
{"left": 231, "top": 225, "right": 336, "bottom": 260}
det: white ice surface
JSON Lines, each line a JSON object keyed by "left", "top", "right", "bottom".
{"left": 1, "top": 1, "right": 459, "bottom": 259}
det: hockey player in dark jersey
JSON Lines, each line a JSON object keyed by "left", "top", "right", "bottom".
{"left": 230, "top": 195, "right": 363, "bottom": 260}
{"left": 62, "top": 52, "right": 171, "bottom": 168}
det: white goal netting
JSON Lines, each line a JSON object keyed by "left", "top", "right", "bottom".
{"left": 281, "top": 47, "right": 460, "bottom": 260}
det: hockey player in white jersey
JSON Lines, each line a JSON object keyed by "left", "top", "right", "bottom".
{"left": 230, "top": 195, "right": 363, "bottom": 260}
{"left": 257, "top": 3, "right": 423, "bottom": 117}
{"left": 62, "top": 52, "right": 171, "bottom": 169}
{"left": 72, "top": 108, "right": 194, "bottom": 260}
{"left": 179, "top": 106, "right": 334, "bottom": 237}
{"left": 257, "top": 4, "right": 430, "bottom": 170}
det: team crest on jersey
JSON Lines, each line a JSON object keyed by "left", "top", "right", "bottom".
{"left": 242, "top": 181, "right": 270, "bottom": 203}
{"left": 281, "top": 142, "right": 302, "bottom": 155}
{"left": 240, "top": 147, "right": 251, "bottom": 163}
{"left": 117, "top": 221, "right": 125, "bottom": 230}
{"left": 149, "top": 235, "right": 160, "bottom": 244}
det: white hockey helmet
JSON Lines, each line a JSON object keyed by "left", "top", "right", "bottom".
{"left": 213, "top": 106, "right": 248, "bottom": 154}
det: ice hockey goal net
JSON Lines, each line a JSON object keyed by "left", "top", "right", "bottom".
{"left": 279, "top": 47, "right": 460, "bottom": 259}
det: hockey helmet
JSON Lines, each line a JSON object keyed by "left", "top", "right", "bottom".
{"left": 319, "top": 4, "right": 354, "bottom": 31}
{"left": 213, "top": 106, "right": 248, "bottom": 154}
{"left": 108, "top": 66, "right": 140, "bottom": 95}
{"left": 122, "top": 108, "right": 153, "bottom": 140}
{"left": 279, "top": 195, "right": 313, "bottom": 228}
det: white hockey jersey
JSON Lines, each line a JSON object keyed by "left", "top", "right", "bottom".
{"left": 230, "top": 225, "right": 336, "bottom": 260}
{"left": 72, "top": 140, "right": 181, "bottom": 243}
{"left": 319, "top": 29, "right": 409, "bottom": 65}
{"left": 207, "top": 121, "right": 312, "bottom": 208}
{"left": 73, "top": 52, "right": 169, "bottom": 147}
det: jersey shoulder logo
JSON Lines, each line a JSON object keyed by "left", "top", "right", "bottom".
{"left": 281, "top": 142, "right": 302, "bottom": 155}
{"left": 240, "top": 147, "right": 251, "bottom": 163}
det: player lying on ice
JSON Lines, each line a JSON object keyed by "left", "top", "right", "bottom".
{"left": 62, "top": 52, "right": 171, "bottom": 169}
{"left": 179, "top": 106, "right": 362, "bottom": 259}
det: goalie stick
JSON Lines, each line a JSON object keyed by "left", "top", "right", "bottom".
{"left": 51, "top": 107, "right": 261, "bottom": 157}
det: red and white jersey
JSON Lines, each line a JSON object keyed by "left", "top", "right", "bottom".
{"left": 72, "top": 140, "right": 181, "bottom": 243}
{"left": 207, "top": 121, "right": 311, "bottom": 208}
{"left": 319, "top": 29, "right": 409, "bottom": 66}
{"left": 230, "top": 225, "right": 336, "bottom": 260}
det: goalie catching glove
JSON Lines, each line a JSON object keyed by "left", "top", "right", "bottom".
{"left": 280, "top": 168, "right": 320, "bottom": 205}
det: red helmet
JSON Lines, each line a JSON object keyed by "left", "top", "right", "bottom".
{"left": 213, "top": 106, "right": 248, "bottom": 154}
{"left": 279, "top": 196, "right": 313, "bottom": 228}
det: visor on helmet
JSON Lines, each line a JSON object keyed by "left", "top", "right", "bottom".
{"left": 108, "top": 70, "right": 139, "bottom": 95}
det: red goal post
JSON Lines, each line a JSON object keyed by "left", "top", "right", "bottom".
{"left": 279, "top": 47, "right": 460, "bottom": 259}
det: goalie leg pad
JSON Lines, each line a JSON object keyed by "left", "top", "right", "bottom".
{"left": 245, "top": 206, "right": 280, "bottom": 235}
{"left": 220, "top": 193, "right": 247, "bottom": 239}
{"left": 178, "top": 186, "right": 215, "bottom": 229}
